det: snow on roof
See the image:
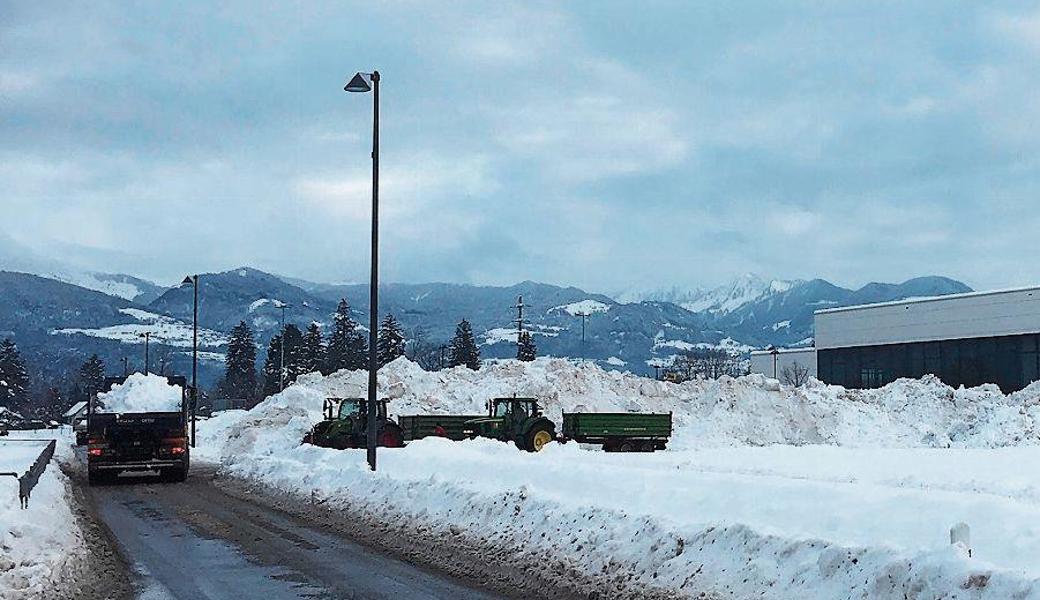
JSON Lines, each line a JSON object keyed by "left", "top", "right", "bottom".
{"left": 814, "top": 284, "right": 1040, "bottom": 315}
{"left": 62, "top": 401, "right": 88, "bottom": 418}
{"left": 750, "top": 347, "right": 816, "bottom": 356}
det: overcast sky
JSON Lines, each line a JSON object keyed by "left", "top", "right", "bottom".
{"left": 4, "top": 1, "right": 1040, "bottom": 294}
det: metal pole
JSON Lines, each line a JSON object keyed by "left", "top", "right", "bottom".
{"left": 279, "top": 305, "right": 286, "bottom": 391}
{"left": 366, "top": 71, "right": 380, "bottom": 471}
{"left": 121, "top": 357, "right": 128, "bottom": 377}
{"left": 577, "top": 311, "right": 589, "bottom": 363}
{"left": 514, "top": 295, "right": 524, "bottom": 358}
{"left": 143, "top": 333, "right": 150, "bottom": 375}
{"left": 191, "top": 274, "right": 198, "bottom": 448}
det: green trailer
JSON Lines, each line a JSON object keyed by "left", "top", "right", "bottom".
{"left": 398, "top": 414, "right": 485, "bottom": 442}
{"left": 560, "top": 412, "right": 672, "bottom": 452}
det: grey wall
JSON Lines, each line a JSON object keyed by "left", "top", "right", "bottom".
{"left": 815, "top": 287, "right": 1040, "bottom": 350}
{"left": 750, "top": 348, "right": 817, "bottom": 381}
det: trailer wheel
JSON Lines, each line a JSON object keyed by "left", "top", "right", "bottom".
{"left": 526, "top": 425, "right": 554, "bottom": 452}
{"left": 619, "top": 441, "right": 635, "bottom": 452}
{"left": 640, "top": 441, "right": 656, "bottom": 452}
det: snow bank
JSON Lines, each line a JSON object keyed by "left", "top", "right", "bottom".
{"left": 195, "top": 358, "right": 1040, "bottom": 598}
{"left": 95, "top": 373, "right": 183, "bottom": 414}
{"left": 0, "top": 433, "right": 84, "bottom": 600}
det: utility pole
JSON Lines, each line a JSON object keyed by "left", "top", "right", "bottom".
{"left": 439, "top": 344, "right": 448, "bottom": 370}
{"left": 576, "top": 311, "right": 590, "bottom": 363}
{"left": 277, "top": 302, "right": 291, "bottom": 391}
{"left": 139, "top": 332, "right": 151, "bottom": 375}
{"left": 513, "top": 295, "right": 525, "bottom": 356}
{"left": 121, "top": 356, "right": 128, "bottom": 377}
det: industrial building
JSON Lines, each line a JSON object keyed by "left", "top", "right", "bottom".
{"left": 749, "top": 347, "right": 817, "bottom": 383}
{"left": 814, "top": 286, "right": 1040, "bottom": 392}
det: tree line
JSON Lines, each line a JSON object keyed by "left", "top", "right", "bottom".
{"left": 0, "top": 297, "right": 542, "bottom": 419}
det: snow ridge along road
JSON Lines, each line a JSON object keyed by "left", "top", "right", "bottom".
{"left": 196, "top": 358, "right": 1040, "bottom": 599}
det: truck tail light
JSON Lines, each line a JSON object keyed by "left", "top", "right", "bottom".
{"left": 87, "top": 447, "right": 103, "bottom": 456}
{"left": 162, "top": 437, "right": 187, "bottom": 454}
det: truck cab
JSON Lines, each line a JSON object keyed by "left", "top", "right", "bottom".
{"left": 464, "top": 397, "right": 556, "bottom": 452}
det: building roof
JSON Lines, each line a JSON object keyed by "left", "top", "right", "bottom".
{"left": 814, "top": 284, "right": 1040, "bottom": 316}
{"left": 750, "top": 347, "right": 816, "bottom": 356}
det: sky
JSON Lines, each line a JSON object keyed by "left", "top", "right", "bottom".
{"left": 4, "top": 1, "right": 1040, "bottom": 296}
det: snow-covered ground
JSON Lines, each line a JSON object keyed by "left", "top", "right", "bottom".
{"left": 196, "top": 358, "right": 1040, "bottom": 598}
{"left": 0, "top": 430, "right": 83, "bottom": 600}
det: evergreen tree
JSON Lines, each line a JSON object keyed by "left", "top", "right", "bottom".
{"left": 376, "top": 314, "right": 406, "bottom": 367}
{"left": 448, "top": 320, "right": 481, "bottom": 370}
{"left": 326, "top": 299, "right": 368, "bottom": 373}
{"left": 261, "top": 333, "right": 284, "bottom": 398}
{"left": 517, "top": 330, "right": 537, "bottom": 362}
{"left": 281, "top": 324, "right": 307, "bottom": 382}
{"left": 78, "top": 354, "right": 106, "bottom": 398}
{"left": 0, "top": 339, "right": 29, "bottom": 411}
{"left": 223, "top": 321, "right": 257, "bottom": 402}
{"left": 301, "top": 323, "right": 327, "bottom": 375}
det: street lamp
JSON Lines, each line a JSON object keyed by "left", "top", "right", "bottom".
{"left": 138, "top": 332, "right": 151, "bottom": 375}
{"left": 182, "top": 275, "right": 199, "bottom": 448}
{"left": 345, "top": 69, "right": 380, "bottom": 471}
{"left": 768, "top": 346, "right": 780, "bottom": 379}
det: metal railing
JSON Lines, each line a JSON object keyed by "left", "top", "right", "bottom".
{"left": 1, "top": 439, "right": 56, "bottom": 509}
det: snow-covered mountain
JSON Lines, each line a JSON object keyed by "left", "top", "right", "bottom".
{"left": 615, "top": 274, "right": 800, "bottom": 316}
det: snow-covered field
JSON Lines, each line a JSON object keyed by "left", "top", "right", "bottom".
{"left": 196, "top": 358, "right": 1040, "bottom": 598}
{"left": 51, "top": 307, "right": 226, "bottom": 348}
{"left": 0, "top": 431, "right": 83, "bottom": 600}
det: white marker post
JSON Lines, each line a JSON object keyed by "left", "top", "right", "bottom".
{"left": 951, "top": 522, "right": 971, "bottom": 558}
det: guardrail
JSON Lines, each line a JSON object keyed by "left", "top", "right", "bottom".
{"left": 1, "top": 440, "right": 56, "bottom": 509}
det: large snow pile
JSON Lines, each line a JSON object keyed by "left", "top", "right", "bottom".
{"left": 0, "top": 433, "right": 85, "bottom": 599}
{"left": 207, "top": 357, "right": 1040, "bottom": 452}
{"left": 95, "top": 373, "right": 182, "bottom": 414}
{"left": 195, "top": 358, "right": 1040, "bottom": 598}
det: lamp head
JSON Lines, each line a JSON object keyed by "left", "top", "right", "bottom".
{"left": 344, "top": 72, "right": 372, "bottom": 93}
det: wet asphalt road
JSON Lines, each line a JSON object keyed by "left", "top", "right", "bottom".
{"left": 87, "top": 467, "right": 499, "bottom": 600}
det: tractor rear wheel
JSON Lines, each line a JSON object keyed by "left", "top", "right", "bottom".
{"left": 525, "top": 424, "right": 554, "bottom": 452}
{"left": 379, "top": 424, "right": 404, "bottom": 448}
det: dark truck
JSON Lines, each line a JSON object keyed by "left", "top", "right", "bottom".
{"left": 86, "top": 375, "right": 190, "bottom": 485}
{"left": 560, "top": 411, "right": 672, "bottom": 452}
{"left": 398, "top": 414, "right": 485, "bottom": 442}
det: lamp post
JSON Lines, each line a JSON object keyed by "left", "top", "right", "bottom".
{"left": 345, "top": 69, "right": 380, "bottom": 471}
{"left": 769, "top": 346, "right": 780, "bottom": 379}
{"left": 182, "top": 275, "right": 199, "bottom": 448}
{"left": 120, "top": 356, "right": 128, "bottom": 377}
{"left": 138, "top": 332, "right": 151, "bottom": 375}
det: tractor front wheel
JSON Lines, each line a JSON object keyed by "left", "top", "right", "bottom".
{"left": 525, "top": 424, "right": 554, "bottom": 452}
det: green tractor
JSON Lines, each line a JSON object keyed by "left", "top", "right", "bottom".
{"left": 463, "top": 397, "right": 556, "bottom": 452}
{"left": 302, "top": 397, "right": 405, "bottom": 450}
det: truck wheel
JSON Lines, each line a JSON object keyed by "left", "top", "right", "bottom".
{"left": 525, "top": 425, "right": 554, "bottom": 452}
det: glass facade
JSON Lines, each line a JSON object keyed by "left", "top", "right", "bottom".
{"left": 817, "top": 332, "right": 1040, "bottom": 392}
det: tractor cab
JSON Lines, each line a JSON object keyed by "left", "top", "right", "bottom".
{"left": 323, "top": 397, "right": 389, "bottom": 421}
{"left": 305, "top": 397, "right": 403, "bottom": 449}
{"left": 464, "top": 397, "right": 556, "bottom": 452}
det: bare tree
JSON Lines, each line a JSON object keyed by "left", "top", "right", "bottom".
{"left": 780, "top": 361, "right": 811, "bottom": 387}
{"left": 673, "top": 348, "right": 743, "bottom": 381}
{"left": 405, "top": 326, "right": 443, "bottom": 371}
